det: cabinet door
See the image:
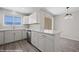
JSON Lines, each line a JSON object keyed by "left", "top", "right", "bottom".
{"left": 22, "top": 30, "right": 27, "bottom": 39}
{"left": 38, "top": 33, "right": 45, "bottom": 51}
{"left": 23, "top": 16, "right": 29, "bottom": 24}
{"left": 44, "top": 34, "right": 54, "bottom": 52}
{"left": 38, "top": 33, "right": 54, "bottom": 52}
{"left": 31, "top": 31, "right": 39, "bottom": 48}
{"left": 5, "top": 31, "right": 15, "bottom": 43}
{"left": 29, "top": 12, "right": 37, "bottom": 24}
{"left": 15, "top": 30, "right": 22, "bottom": 41}
{"left": 0, "top": 32, "right": 4, "bottom": 45}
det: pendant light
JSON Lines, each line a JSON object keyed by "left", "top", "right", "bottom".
{"left": 65, "top": 7, "right": 72, "bottom": 19}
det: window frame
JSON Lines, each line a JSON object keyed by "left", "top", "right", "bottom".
{"left": 13, "top": 16, "right": 22, "bottom": 26}
{"left": 3, "top": 15, "right": 22, "bottom": 26}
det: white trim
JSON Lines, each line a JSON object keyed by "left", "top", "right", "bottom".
{"left": 61, "top": 34, "right": 79, "bottom": 41}
{"left": 3, "top": 15, "right": 23, "bottom": 26}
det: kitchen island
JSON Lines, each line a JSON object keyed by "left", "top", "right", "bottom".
{"left": 31, "top": 30, "right": 60, "bottom": 52}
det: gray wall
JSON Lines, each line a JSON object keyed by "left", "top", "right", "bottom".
{"left": 54, "top": 11, "right": 79, "bottom": 41}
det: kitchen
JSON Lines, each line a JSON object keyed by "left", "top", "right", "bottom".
{"left": 0, "top": 7, "right": 79, "bottom": 52}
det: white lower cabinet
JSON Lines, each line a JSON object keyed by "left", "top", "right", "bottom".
{"left": 14, "top": 30, "right": 22, "bottom": 41}
{"left": 22, "top": 30, "right": 27, "bottom": 39}
{"left": 38, "top": 34, "right": 45, "bottom": 51}
{"left": 31, "top": 31, "right": 55, "bottom": 52}
{"left": 0, "top": 30, "right": 27, "bottom": 45}
{"left": 31, "top": 31, "right": 39, "bottom": 48}
{"left": 44, "top": 34, "right": 54, "bottom": 52}
{"left": 0, "top": 31, "right": 4, "bottom": 45}
{"left": 5, "top": 31, "right": 15, "bottom": 43}
{"left": 38, "top": 34, "right": 54, "bottom": 52}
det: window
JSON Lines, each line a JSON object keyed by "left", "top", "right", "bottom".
{"left": 13, "top": 16, "right": 21, "bottom": 25}
{"left": 4, "top": 16, "right": 13, "bottom": 25}
{"left": 4, "top": 16, "right": 21, "bottom": 25}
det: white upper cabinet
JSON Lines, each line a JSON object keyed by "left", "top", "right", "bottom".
{"left": 23, "top": 16, "right": 29, "bottom": 24}
{"left": 23, "top": 12, "right": 40, "bottom": 24}
{"left": 29, "top": 12, "right": 38, "bottom": 24}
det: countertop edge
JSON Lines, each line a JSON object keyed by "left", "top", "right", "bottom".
{"left": 31, "top": 30, "right": 61, "bottom": 36}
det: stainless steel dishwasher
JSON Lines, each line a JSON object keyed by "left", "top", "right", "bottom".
{"left": 27, "top": 30, "right": 31, "bottom": 44}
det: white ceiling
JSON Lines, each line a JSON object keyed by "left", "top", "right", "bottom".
{"left": 44, "top": 7, "right": 79, "bottom": 15}
{"left": 3, "top": 7, "right": 41, "bottom": 14}
{"left": 3, "top": 7, "right": 79, "bottom": 15}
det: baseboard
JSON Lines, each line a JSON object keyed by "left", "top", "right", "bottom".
{"left": 30, "top": 43, "right": 41, "bottom": 52}
{"left": 61, "top": 35, "right": 79, "bottom": 42}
